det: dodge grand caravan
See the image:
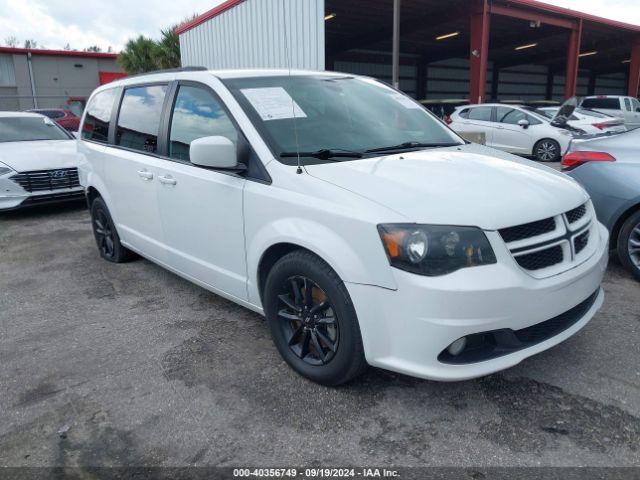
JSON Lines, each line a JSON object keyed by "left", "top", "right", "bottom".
{"left": 78, "top": 69, "right": 608, "bottom": 385}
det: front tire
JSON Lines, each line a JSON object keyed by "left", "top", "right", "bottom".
{"left": 617, "top": 210, "right": 640, "bottom": 281}
{"left": 90, "top": 197, "right": 136, "bottom": 263}
{"left": 533, "top": 138, "right": 561, "bottom": 162}
{"left": 263, "top": 250, "right": 367, "bottom": 386}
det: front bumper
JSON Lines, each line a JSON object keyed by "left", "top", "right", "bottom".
{"left": 0, "top": 186, "right": 85, "bottom": 211}
{"left": 347, "top": 222, "right": 609, "bottom": 381}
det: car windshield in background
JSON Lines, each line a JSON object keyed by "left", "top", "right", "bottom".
{"left": 0, "top": 117, "right": 70, "bottom": 142}
{"left": 223, "top": 75, "right": 463, "bottom": 165}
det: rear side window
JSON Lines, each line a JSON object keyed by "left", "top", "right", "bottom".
{"left": 168, "top": 85, "right": 238, "bottom": 162}
{"left": 82, "top": 89, "right": 117, "bottom": 143}
{"left": 116, "top": 85, "right": 168, "bottom": 154}
{"left": 624, "top": 98, "right": 632, "bottom": 111}
{"left": 468, "top": 106, "right": 493, "bottom": 121}
{"left": 581, "top": 98, "right": 621, "bottom": 110}
{"left": 458, "top": 108, "right": 470, "bottom": 119}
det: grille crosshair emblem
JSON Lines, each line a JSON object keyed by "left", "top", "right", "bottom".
{"left": 511, "top": 214, "right": 588, "bottom": 262}
{"left": 51, "top": 170, "right": 67, "bottom": 179}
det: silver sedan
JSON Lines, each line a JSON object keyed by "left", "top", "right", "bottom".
{"left": 564, "top": 128, "right": 640, "bottom": 280}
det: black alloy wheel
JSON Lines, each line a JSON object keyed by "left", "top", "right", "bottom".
{"left": 263, "top": 250, "right": 367, "bottom": 385}
{"left": 90, "top": 197, "right": 136, "bottom": 263}
{"left": 277, "top": 276, "right": 339, "bottom": 366}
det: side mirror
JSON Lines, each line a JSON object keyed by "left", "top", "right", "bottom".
{"left": 190, "top": 136, "right": 240, "bottom": 170}
{"left": 518, "top": 119, "right": 530, "bottom": 129}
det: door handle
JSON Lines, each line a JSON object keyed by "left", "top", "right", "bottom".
{"left": 137, "top": 170, "right": 154, "bottom": 181}
{"left": 158, "top": 175, "right": 177, "bottom": 186}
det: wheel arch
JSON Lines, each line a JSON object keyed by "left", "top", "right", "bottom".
{"left": 610, "top": 201, "right": 640, "bottom": 248}
{"left": 248, "top": 219, "right": 397, "bottom": 308}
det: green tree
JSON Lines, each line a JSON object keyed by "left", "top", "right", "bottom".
{"left": 156, "top": 27, "right": 181, "bottom": 69}
{"left": 85, "top": 45, "right": 102, "bottom": 52}
{"left": 118, "top": 36, "right": 160, "bottom": 74}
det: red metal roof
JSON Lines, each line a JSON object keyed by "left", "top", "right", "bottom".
{"left": 176, "top": 0, "right": 246, "bottom": 35}
{"left": 176, "top": 0, "right": 640, "bottom": 35}
{"left": 0, "top": 47, "right": 118, "bottom": 59}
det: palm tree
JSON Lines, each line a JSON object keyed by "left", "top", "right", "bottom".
{"left": 118, "top": 36, "right": 160, "bottom": 74}
{"left": 156, "top": 27, "right": 181, "bottom": 70}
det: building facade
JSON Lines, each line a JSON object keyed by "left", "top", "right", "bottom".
{"left": 0, "top": 47, "right": 126, "bottom": 114}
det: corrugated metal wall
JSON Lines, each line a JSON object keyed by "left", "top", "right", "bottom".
{"left": 0, "top": 54, "right": 16, "bottom": 87}
{"left": 180, "top": 0, "right": 325, "bottom": 70}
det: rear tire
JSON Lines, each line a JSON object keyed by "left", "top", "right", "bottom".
{"left": 617, "top": 210, "right": 640, "bottom": 281}
{"left": 263, "top": 250, "right": 367, "bottom": 386}
{"left": 90, "top": 197, "right": 137, "bottom": 263}
{"left": 533, "top": 138, "right": 561, "bottom": 162}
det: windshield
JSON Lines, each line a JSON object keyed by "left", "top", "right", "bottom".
{"left": 0, "top": 117, "right": 71, "bottom": 142}
{"left": 222, "top": 75, "right": 463, "bottom": 165}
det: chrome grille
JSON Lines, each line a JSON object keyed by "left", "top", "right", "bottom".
{"left": 10, "top": 168, "right": 80, "bottom": 192}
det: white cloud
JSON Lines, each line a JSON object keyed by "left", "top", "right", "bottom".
{"left": 0, "top": 0, "right": 224, "bottom": 52}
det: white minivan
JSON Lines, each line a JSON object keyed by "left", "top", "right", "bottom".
{"left": 79, "top": 69, "right": 608, "bottom": 385}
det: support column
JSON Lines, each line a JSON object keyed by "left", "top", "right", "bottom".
{"left": 392, "top": 0, "right": 401, "bottom": 89}
{"left": 628, "top": 37, "right": 640, "bottom": 97}
{"left": 564, "top": 20, "right": 582, "bottom": 99}
{"left": 546, "top": 68, "right": 555, "bottom": 100}
{"left": 416, "top": 59, "right": 427, "bottom": 100}
{"left": 470, "top": 0, "right": 490, "bottom": 104}
{"left": 587, "top": 71, "right": 597, "bottom": 96}
{"left": 491, "top": 65, "right": 500, "bottom": 101}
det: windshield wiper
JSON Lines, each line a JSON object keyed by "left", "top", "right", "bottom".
{"left": 365, "top": 141, "right": 461, "bottom": 154}
{"left": 280, "top": 149, "right": 363, "bottom": 161}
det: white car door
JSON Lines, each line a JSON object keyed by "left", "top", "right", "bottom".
{"left": 492, "top": 107, "right": 532, "bottom": 154}
{"left": 156, "top": 83, "right": 248, "bottom": 301}
{"left": 461, "top": 106, "right": 495, "bottom": 147}
{"left": 104, "top": 84, "right": 169, "bottom": 262}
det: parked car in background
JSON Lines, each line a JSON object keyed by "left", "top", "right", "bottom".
{"left": 80, "top": 69, "right": 607, "bottom": 386}
{"left": 0, "top": 112, "right": 83, "bottom": 211}
{"left": 419, "top": 99, "right": 469, "bottom": 122}
{"left": 563, "top": 128, "right": 640, "bottom": 280}
{"left": 538, "top": 106, "right": 626, "bottom": 135}
{"left": 449, "top": 103, "right": 573, "bottom": 161}
{"left": 27, "top": 108, "right": 81, "bottom": 132}
{"left": 579, "top": 96, "right": 640, "bottom": 129}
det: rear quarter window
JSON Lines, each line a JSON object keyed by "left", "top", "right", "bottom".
{"left": 82, "top": 89, "right": 117, "bottom": 143}
{"left": 581, "top": 98, "right": 621, "bottom": 110}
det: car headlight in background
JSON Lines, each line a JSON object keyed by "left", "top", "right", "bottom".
{"left": 378, "top": 224, "right": 497, "bottom": 276}
{"left": 0, "top": 164, "right": 14, "bottom": 177}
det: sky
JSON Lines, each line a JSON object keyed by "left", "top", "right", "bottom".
{"left": 0, "top": 0, "right": 639, "bottom": 53}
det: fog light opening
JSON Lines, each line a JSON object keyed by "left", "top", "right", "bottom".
{"left": 447, "top": 337, "right": 467, "bottom": 356}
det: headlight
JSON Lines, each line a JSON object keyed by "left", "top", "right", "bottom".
{"left": 378, "top": 224, "right": 497, "bottom": 276}
{"left": 0, "top": 164, "right": 14, "bottom": 176}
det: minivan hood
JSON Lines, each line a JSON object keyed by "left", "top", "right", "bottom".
{"left": 0, "top": 140, "right": 79, "bottom": 172}
{"left": 305, "top": 144, "right": 588, "bottom": 230}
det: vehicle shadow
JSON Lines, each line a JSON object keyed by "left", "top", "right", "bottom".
{"left": 0, "top": 200, "right": 87, "bottom": 221}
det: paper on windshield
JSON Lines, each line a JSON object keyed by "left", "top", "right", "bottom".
{"left": 389, "top": 92, "right": 422, "bottom": 109}
{"left": 241, "top": 87, "right": 308, "bottom": 121}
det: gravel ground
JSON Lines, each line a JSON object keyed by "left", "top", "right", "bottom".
{"left": 1, "top": 201, "right": 639, "bottom": 469}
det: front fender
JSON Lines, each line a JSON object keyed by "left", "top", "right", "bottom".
{"left": 246, "top": 217, "right": 398, "bottom": 307}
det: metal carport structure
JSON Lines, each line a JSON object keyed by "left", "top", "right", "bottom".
{"left": 177, "top": 0, "right": 640, "bottom": 103}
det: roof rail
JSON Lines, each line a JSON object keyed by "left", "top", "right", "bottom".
{"left": 124, "top": 66, "right": 208, "bottom": 80}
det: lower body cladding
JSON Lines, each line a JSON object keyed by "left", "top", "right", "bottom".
{"left": 347, "top": 223, "right": 609, "bottom": 381}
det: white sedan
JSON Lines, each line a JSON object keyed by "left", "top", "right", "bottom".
{"left": 538, "top": 107, "right": 626, "bottom": 135}
{"left": 0, "top": 112, "right": 83, "bottom": 211}
{"left": 449, "top": 104, "right": 573, "bottom": 162}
